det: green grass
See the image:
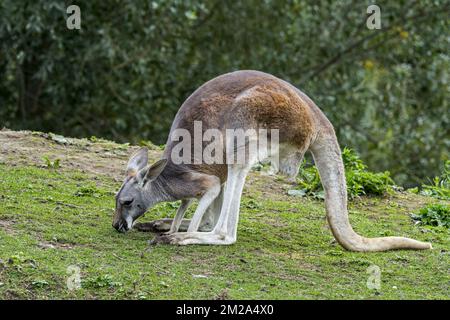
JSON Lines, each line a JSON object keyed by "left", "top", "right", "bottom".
{"left": 0, "top": 161, "right": 449, "bottom": 300}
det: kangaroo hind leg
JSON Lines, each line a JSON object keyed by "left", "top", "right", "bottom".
{"left": 278, "top": 146, "right": 305, "bottom": 182}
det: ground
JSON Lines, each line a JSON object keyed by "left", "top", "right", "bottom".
{"left": 0, "top": 129, "right": 448, "bottom": 300}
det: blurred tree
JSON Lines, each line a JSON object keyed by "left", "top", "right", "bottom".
{"left": 0, "top": 0, "right": 448, "bottom": 186}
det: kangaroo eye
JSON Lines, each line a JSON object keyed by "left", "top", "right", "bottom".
{"left": 120, "top": 198, "right": 134, "bottom": 206}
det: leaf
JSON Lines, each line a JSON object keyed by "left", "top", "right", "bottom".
{"left": 287, "top": 189, "right": 307, "bottom": 197}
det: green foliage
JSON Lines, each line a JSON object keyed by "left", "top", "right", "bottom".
{"left": 346, "top": 170, "right": 395, "bottom": 197}
{"left": 412, "top": 203, "right": 450, "bottom": 228}
{"left": 417, "top": 161, "right": 450, "bottom": 200}
{"left": 139, "top": 140, "right": 164, "bottom": 150}
{"left": 31, "top": 279, "right": 49, "bottom": 288}
{"left": 42, "top": 156, "right": 60, "bottom": 169}
{"left": 242, "top": 198, "right": 262, "bottom": 210}
{"left": 298, "top": 147, "right": 395, "bottom": 199}
{"left": 342, "top": 147, "right": 367, "bottom": 171}
{"left": 296, "top": 165, "right": 324, "bottom": 200}
{"left": 75, "top": 186, "right": 104, "bottom": 198}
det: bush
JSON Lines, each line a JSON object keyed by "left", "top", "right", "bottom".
{"left": 413, "top": 160, "right": 450, "bottom": 200}
{"left": 297, "top": 147, "right": 395, "bottom": 199}
{"left": 412, "top": 203, "right": 450, "bottom": 228}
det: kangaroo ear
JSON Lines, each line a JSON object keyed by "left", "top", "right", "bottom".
{"left": 140, "top": 159, "right": 167, "bottom": 185}
{"left": 126, "top": 147, "right": 148, "bottom": 177}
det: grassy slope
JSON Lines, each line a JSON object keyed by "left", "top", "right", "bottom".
{"left": 0, "top": 130, "right": 448, "bottom": 300}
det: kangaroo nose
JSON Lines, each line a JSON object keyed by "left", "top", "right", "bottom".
{"left": 112, "top": 220, "right": 121, "bottom": 230}
{"left": 113, "top": 220, "right": 127, "bottom": 233}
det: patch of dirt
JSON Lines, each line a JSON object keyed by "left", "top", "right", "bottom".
{"left": 2, "top": 289, "right": 28, "bottom": 300}
{"left": 389, "top": 192, "right": 436, "bottom": 213}
{"left": 0, "top": 219, "right": 17, "bottom": 235}
{"left": 0, "top": 129, "right": 162, "bottom": 182}
{"left": 214, "top": 288, "right": 229, "bottom": 300}
{"left": 36, "top": 241, "right": 75, "bottom": 250}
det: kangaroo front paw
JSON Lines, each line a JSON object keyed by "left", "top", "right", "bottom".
{"left": 134, "top": 222, "right": 156, "bottom": 232}
{"left": 134, "top": 219, "right": 171, "bottom": 233}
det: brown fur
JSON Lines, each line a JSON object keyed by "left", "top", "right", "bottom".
{"left": 160, "top": 70, "right": 318, "bottom": 189}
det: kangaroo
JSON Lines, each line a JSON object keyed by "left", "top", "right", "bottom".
{"left": 113, "top": 70, "right": 432, "bottom": 251}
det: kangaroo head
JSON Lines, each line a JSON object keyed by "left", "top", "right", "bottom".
{"left": 113, "top": 147, "right": 167, "bottom": 233}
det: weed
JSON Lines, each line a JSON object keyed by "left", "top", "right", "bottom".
{"left": 139, "top": 140, "right": 164, "bottom": 150}
{"left": 242, "top": 199, "right": 262, "bottom": 209}
{"left": 296, "top": 148, "right": 395, "bottom": 199}
{"left": 42, "top": 156, "right": 60, "bottom": 169}
{"left": 31, "top": 280, "right": 49, "bottom": 288}
{"left": 75, "top": 186, "right": 103, "bottom": 198}
{"left": 413, "top": 160, "right": 450, "bottom": 200}
{"left": 412, "top": 203, "right": 450, "bottom": 228}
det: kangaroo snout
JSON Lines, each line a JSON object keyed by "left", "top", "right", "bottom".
{"left": 112, "top": 219, "right": 129, "bottom": 233}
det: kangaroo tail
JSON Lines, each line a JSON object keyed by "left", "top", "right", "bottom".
{"left": 309, "top": 126, "right": 432, "bottom": 252}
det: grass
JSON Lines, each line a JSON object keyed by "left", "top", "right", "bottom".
{"left": 0, "top": 131, "right": 449, "bottom": 299}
